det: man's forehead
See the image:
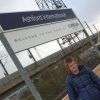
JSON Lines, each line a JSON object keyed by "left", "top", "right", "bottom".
{"left": 68, "top": 60, "right": 77, "bottom": 65}
{"left": 68, "top": 60, "right": 76, "bottom": 63}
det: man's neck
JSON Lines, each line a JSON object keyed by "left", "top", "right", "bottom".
{"left": 73, "top": 70, "right": 79, "bottom": 75}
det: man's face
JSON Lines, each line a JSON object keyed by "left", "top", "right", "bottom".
{"left": 67, "top": 60, "right": 79, "bottom": 74}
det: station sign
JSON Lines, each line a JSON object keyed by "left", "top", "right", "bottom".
{"left": 0, "top": 9, "right": 83, "bottom": 52}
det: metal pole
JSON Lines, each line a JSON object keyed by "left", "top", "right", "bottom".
{"left": 93, "top": 24, "right": 99, "bottom": 33}
{"left": 28, "top": 49, "right": 39, "bottom": 67}
{"left": 66, "top": 35, "right": 74, "bottom": 48}
{"left": 57, "top": 39, "right": 65, "bottom": 55}
{"left": 44, "top": 0, "right": 50, "bottom": 10}
{"left": 0, "top": 60, "right": 9, "bottom": 76}
{"left": 74, "top": 33, "right": 80, "bottom": 41}
{"left": 83, "top": 29, "right": 94, "bottom": 46}
{"left": 84, "top": 21, "right": 94, "bottom": 35}
{"left": 34, "top": 47, "right": 42, "bottom": 59}
{"left": 0, "top": 29, "right": 43, "bottom": 100}
{"left": 83, "top": 23, "right": 100, "bottom": 57}
{"left": 34, "top": 0, "right": 43, "bottom": 10}
{"left": 60, "top": 0, "right": 67, "bottom": 8}
{"left": 70, "top": 34, "right": 76, "bottom": 46}
{"left": 76, "top": 17, "right": 94, "bottom": 46}
{"left": 28, "top": 49, "right": 37, "bottom": 63}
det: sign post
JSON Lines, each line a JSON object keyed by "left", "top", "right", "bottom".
{"left": 0, "top": 27, "right": 43, "bottom": 100}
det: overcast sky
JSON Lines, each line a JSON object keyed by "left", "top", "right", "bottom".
{"left": 65, "top": 0, "right": 100, "bottom": 27}
{"left": 0, "top": 0, "right": 100, "bottom": 79}
{"left": 0, "top": 0, "right": 100, "bottom": 26}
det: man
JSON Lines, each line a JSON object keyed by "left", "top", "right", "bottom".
{"left": 65, "top": 56, "right": 100, "bottom": 100}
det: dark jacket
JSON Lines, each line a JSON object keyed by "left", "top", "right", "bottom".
{"left": 66, "top": 65, "right": 100, "bottom": 100}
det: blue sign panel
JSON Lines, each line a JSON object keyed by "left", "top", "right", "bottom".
{"left": 0, "top": 9, "right": 76, "bottom": 31}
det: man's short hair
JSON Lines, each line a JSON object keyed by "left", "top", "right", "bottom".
{"left": 64, "top": 56, "right": 77, "bottom": 65}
